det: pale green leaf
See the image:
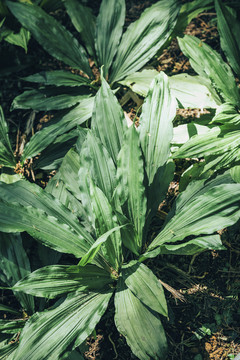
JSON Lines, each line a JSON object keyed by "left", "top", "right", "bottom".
{"left": 109, "top": 0, "right": 180, "bottom": 83}
{"left": 119, "top": 69, "right": 159, "bottom": 97}
{"left": 114, "top": 277, "right": 168, "bottom": 360}
{"left": 95, "top": 0, "right": 125, "bottom": 77}
{"left": 122, "top": 261, "right": 168, "bottom": 317}
{"left": 169, "top": 74, "right": 220, "bottom": 108}
{"left": 7, "top": 1, "right": 92, "bottom": 75}
{"left": 178, "top": 35, "right": 240, "bottom": 106}
{"left": 14, "top": 291, "right": 113, "bottom": 360}
{"left": 5, "top": 27, "right": 30, "bottom": 52}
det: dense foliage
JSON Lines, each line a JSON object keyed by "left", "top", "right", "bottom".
{"left": 0, "top": 0, "right": 240, "bottom": 359}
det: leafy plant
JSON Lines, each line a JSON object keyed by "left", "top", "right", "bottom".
{"left": 4, "top": 0, "right": 211, "bottom": 165}
{"left": 0, "top": 72, "right": 240, "bottom": 359}
{"left": 0, "top": 103, "right": 90, "bottom": 172}
{"left": 173, "top": 0, "right": 240, "bottom": 178}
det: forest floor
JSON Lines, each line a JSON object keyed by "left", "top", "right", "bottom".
{"left": 0, "top": 1, "right": 239, "bottom": 359}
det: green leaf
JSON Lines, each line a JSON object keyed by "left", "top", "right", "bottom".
{"left": 95, "top": 0, "right": 125, "bottom": 77}
{"left": 13, "top": 264, "right": 113, "bottom": 299}
{"left": 115, "top": 125, "right": 147, "bottom": 250}
{"left": 119, "top": 69, "right": 159, "bottom": 97}
{"left": 230, "top": 165, "right": 240, "bottom": 183}
{"left": 139, "top": 72, "right": 176, "bottom": 185}
{"left": 122, "top": 261, "right": 168, "bottom": 317}
{"left": 215, "top": 0, "right": 240, "bottom": 77}
{"left": 0, "top": 201, "right": 93, "bottom": 258}
{"left": 169, "top": 74, "right": 220, "bottom": 108}
{"left": 158, "top": 234, "right": 225, "bottom": 255}
{"left": 0, "top": 319, "right": 25, "bottom": 334}
{"left": 22, "top": 97, "right": 94, "bottom": 160}
{"left": 88, "top": 181, "right": 122, "bottom": 270}
{"left": 12, "top": 87, "right": 90, "bottom": 111}
{"left": 210, "top": 103, "right": 240, "bottom": 126}
{"left": 92, "top": 76, "right": 126, "bottom": 165}
{"left": 7, "top": 1, "right": 92, "bottom": 76}
{"left": 64, "top": 0, "right": 96, "bottom": 58}
{"left": 178, "top": 35, "right": 240, "bottom": 106}
{"left": 120, "top": 71, "right": 220, "bottom": 108}
{"left": 0, "top": 232, "right": 34, "bottom": 314}
{"left": 84, "top": 131, "right": 117, "bottom": 202}
{"left": 143, "top": 175, "right": 240, "bottom": 259}
{"left": 114, "top": 277, "right": 168, "bottom": 360}
{"left": 0, "top": 106, "right": 15, "bottom": 167}
{"left": 173, "top": 0, "right": 213, "bottom": 35}
{"left": 23, "top": 70, "right": 91, "bottom": 87}
{"left": 0, "top": 304, "right": 20, "bottom": 315}
{"left": 0, "top": 180, "right": 92, "bottom": 243}
{"left": 14, "top": 291, "right": 113, "bottom": 360}
{"left": 0, "top": 341, "right": 18, "bottom": 359}
{"left": 33, "top": 129, "right": 79, "bottom": 170}
{"left": 79, "top": 225, "right": 124, "bottom": 268}
{"left": 5, "top": 27, "right": 30, "bottom": 53}
{"left": 138, "top": 72, "right": 176, "bottom": 224}
{"left": 109, "top": 0, "right": 180, "bottom": 83}
{"left": 174, "top": 126, "right": 240, "bottom": 172}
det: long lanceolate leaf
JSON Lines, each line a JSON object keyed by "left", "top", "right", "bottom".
{"left": 122, "top": 261, "right": 168, "bottom": 317}
{"left": 0, "top": 106, "right": 15, "bottom": 167}
{"left": 21, "top": 97, "right": 94, "bottom": 160}
{"left": 23, "top": 70, "right": 92, "bottom": 88}
{"left": 109, "top": 0, "right": 180, "bottom": 83}
{"left": 92, "top": 77, "right": 127, "bottom": 165}
{"left": 64, "top": 0, "right": 96, "bottom": 58}
{"left": 138, "top": 72, "right": 176, "bottom": 219}
{"left": 115, "top": 277, "right": 168, "bottom": 360}
{"left": 215, "top": 0, "right": 240, "bottom": 78}
{"left": 89, "top": 181, "right": 122, "bottom": 271}
{"left": 116, "top": 125, "right": 147, "bottom": 251}
{"left": 95, "top": 0, "right": 125, "bottom": 77}
{"left": 0, "top": 232, "right": 34, "bottom": 314}
{"left": 0, "top": 180, "right": 92, "bottom": 243}
{"left": 0, "top": 201, "right": 92, "bottom": 259}
{"left": 142, "top": 175, "right": 240, "bottom": 260}
{"left": 13, "top": 264, "right": 113, "bottom": 299}
{"left": 13, "top": 291, "right": 113, "bottom": 360}
{"left": 178, "top": 35, "right": 240, "bottom": 106}
{"left": 6, "top": 1, "right": 92, "bottom": 76}
{"left": 84, "top": 132, "right": 117, "bottom": 202}
{"left": 12, "top": 87, "right": 90, "bottom": 111}
{"left": 139, "top": 72, "right": 176, "bottom": 185}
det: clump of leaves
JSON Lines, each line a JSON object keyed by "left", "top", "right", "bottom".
{"left": 1, "top": 72, "right": 240, "bottom": 360}
{"left": 173, "top": 0, "right": 240, "bottom": 179}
